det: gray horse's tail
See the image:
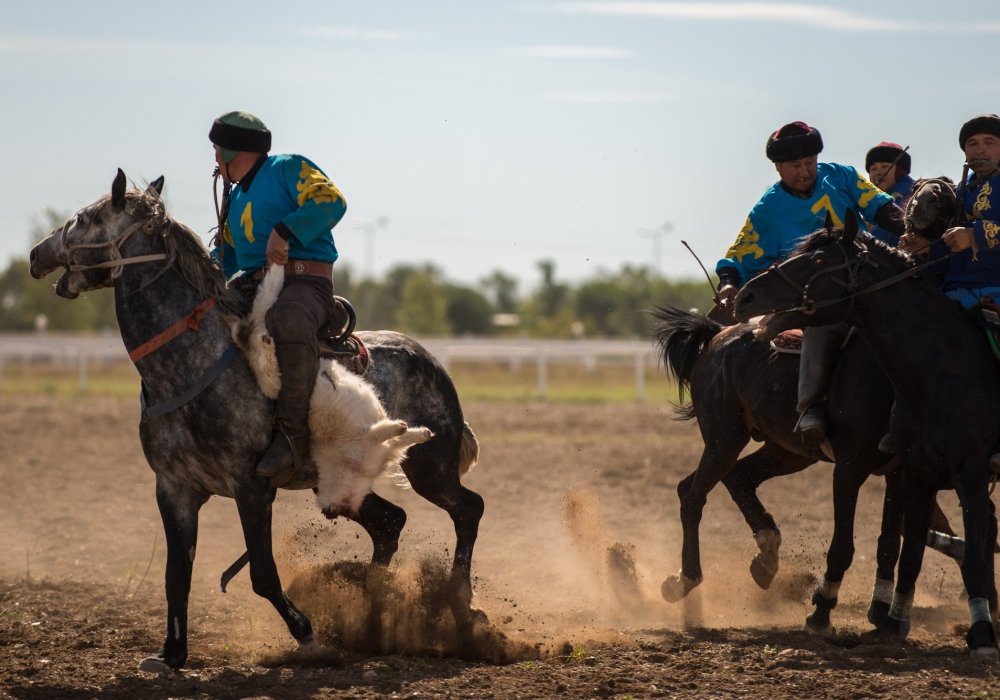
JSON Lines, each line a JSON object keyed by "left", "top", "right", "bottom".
{"left": 458, "top": 421, "right": 479, "bottom": 477}
{"left": 650, "top": 305, "right": 723, "bottom": 402}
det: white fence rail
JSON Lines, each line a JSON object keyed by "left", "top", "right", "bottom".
{"left": 0, "top": 333, "right": 661, "bottom": 399}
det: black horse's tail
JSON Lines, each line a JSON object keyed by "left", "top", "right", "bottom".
{"left": 650, "top": 305, "right": 723, "bottom": 405}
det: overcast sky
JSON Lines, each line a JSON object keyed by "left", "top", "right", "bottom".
{"left": 3, "top": 1, "right": 999, "bottom": 291}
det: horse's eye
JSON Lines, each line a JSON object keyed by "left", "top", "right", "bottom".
{"left": 812, "top": 255, "right": 826, "bottom": 266}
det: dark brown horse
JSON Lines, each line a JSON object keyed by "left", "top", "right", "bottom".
{"left": 735, "top": 210, "right": 999, "bottom": 658}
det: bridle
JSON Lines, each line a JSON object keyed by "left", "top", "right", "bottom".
{"left": 766, "top": 234, "right": 951, "bottom": 316}
{"left": 60, "top": 212, "right": 170, "bottom": 282}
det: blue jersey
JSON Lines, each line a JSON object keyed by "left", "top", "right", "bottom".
{"left": 935, "top": 169, "right": 1000, "bottom": 294}
{"left": 870, "top": 174, "right": 915, "bottom": 246}
{"left": 213, "top": 154, "right": 346, "bottom": 278}
{"left": 716, "top": 162, "right": 893, "bottom": 286}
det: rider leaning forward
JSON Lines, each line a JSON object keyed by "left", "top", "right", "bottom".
{"left": 209, "top": 111, "right": 347, "bottom": 485}
{"left": 715, "top": 121, "right": 905, "bottom": 449}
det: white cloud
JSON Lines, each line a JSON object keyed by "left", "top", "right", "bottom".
{"left": 504, "top": 45, "right": 633, "bottom": 59}
{"left": 301, "top": 26, "right": 409, "bottom": 41}
{"left": 550, "top": 90, "right": 672, "bottom": 103}
{"left": 541, "top": 2, "right": 1000, "bottom": 33}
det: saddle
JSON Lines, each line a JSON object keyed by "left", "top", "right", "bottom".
{"left": 318, "top": 296, "right": 370, "bottom": 375}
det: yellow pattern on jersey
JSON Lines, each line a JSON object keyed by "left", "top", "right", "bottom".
{"left": 726, "top": 218, "right": 764, "bottom": 262}
{"left": 239, "top": 202, "right": 255, "bottom": 242}
{"left": 296, "top": 162, "right": 343, "bottom": 206}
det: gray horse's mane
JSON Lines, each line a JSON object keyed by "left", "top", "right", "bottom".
{"left": 124, "top": 188, "right": 243, "bottom": 310}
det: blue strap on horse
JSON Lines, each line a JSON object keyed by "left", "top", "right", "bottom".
{"left": 141, "top": 344, "right": 240, "bottom": 418}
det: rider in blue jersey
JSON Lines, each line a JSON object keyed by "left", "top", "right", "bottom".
{"left": 209, "top": 111, "right": 347, "bottom": 485}
{"left": 716, "top": 121, "right": 905, "bottom": 449}
{"left": 866, "top": 142, "right": 916, "bottom": 246}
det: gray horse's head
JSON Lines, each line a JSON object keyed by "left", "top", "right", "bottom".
{"left": 29, "top": 169, "right": 165, "bottom": 298}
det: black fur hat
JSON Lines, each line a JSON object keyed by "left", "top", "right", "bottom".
{"left": 766, "top": 121, "right": 823, "bottom": 163}
{"left": 865, "top": 142, "right": 911, "bottom": 174}
{"left": 959, "top": 114, "right": 1000, "bottom": 150}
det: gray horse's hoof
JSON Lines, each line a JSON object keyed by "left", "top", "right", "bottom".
{"left": 661, "top": 572, "right": 701, "bottom": 603}
{"left": 138, "top": 656, "right": 175, "bottom": 676}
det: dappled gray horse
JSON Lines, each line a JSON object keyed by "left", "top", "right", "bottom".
{"left": 29, "top": 170, "right": 484, "bottom": 672}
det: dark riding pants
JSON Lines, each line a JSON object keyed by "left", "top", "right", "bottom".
{"left": 797, "top": 322, "right": 850, "bottom": 413}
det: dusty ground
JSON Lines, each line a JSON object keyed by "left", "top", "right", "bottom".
{"left": 1, "top": 393, "right": 999, "bottom": 699}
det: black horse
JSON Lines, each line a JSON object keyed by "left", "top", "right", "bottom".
{"left": 654, "top": 177, "right": 967, "bottom": 633}
{"left": 652, "top": 307, "right": 964, "bottom": 632}
{"left": 735, "top": 210, "right": 1000, "bottom": 658}
{"left": 28, "top": 171, "right": 486, "bottom": 672}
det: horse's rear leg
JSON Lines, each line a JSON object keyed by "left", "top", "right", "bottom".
{"left": 955, "top": 470, "right": 999, "bottom": 657}
{"left": 234, "top": 483, "right": 313, "bottom": 647}
{"left": 722, "top": 443, "right": 813, "bottom": 590}
{"left": 349, "top": 492, "right": 407, "bottom": 566}
{"left": 406, "top": 461, "right": 485, "bottom": 632}
{"left": 138, "top": 480, "right": 208, "bottom": 674}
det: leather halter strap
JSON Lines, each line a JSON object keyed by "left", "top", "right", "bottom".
{"left": 128, "top": 297, "right": 217, "bottom": 362}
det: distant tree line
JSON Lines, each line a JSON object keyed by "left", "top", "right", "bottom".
{"left": 1, "top": 210, "right": 713, "bottom": 338}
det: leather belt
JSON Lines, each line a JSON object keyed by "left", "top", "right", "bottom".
{"left": 252, "top": 260, "right": 333, "bottom": 281}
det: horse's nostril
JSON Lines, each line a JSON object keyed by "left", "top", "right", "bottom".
{"left": 29, "top": 249, "right": 36, "bottom": 263}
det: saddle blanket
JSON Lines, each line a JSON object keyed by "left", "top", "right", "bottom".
{"left": 771, "top": 328, "right": 804, "bottom": 354}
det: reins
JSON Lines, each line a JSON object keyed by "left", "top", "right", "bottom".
{"left": 768, "top": 237, "right": 953, "bottom": 316}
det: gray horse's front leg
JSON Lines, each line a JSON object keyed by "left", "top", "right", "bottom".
{"left": 234, "top": 481, "right": 314, "bottom": 646}
{"left": 139, "top": 479, "right": 208, "bottom": 673}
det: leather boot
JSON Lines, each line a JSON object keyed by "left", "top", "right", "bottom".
{"left": 796, "top": 403, "right": 827, "bottom": 447}
{"left": 256, "top": 341, "right": 317, "bottom": 485}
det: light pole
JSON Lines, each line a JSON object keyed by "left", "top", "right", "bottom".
{"left": 639, "top": 221, "right": 673, "bottom": 276}
{"left": 350, "top": 215, "right": 390, "bottom": 280}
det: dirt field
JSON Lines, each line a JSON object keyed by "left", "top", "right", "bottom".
{"left": 2, "top": 393, "right": 999, "bottom": 699}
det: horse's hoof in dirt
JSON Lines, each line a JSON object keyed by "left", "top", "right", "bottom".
{"left": 804, "top": 611, "right": 832, "bottom": 634}
{"left": 970, "top": 646, "right": 1000, "bottom": 662}
{"left": 138, "top": 655, "right": 175, "bottom": 676}
{"left": 750, "top": 529, "right": 781, "bottom": 589}
{"left": 875, "top": 616, "right": 910, "bottom": 640}
{"left": 298, "top": 633, "right": 317, "bottom": 651}
{"left": 661, "top": 572, "right": 700, "bottom": 603}
{"left": 967, "top": 620, "right": 998, "bottom": 653}
{"left": 867, "top": 600, "right": 890, "bottom": 627}
{"left": 749, "top": 555, "right": 778, "bottom": 590}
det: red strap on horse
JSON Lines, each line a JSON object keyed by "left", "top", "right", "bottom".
{"left": 128, "top": 298, "right": 217, "bottom": 362}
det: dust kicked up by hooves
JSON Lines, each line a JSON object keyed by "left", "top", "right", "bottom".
{"left": 271, "top": 558, "right": 541, "bottom": 665}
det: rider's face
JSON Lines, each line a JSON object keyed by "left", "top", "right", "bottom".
{"left": 867, "top": 162, "right": 898, "bottom": 191}
{"left": 964, "top": 134, "right": 1000, "bottom": 175}
{"left": 775, "top": 155, "right": 818, "bottom": 195}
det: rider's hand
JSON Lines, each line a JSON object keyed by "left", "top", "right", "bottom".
{"left": 717, "top": 284, "right": 737, "bottom": 307}
{"left": 265, "top": 229, "right": 290, "bottom": 266}
{"left": 941, "top": 226, "right": 974, "bottom": 252}
{"left": 898, "top": 232, "right": 930, "bottom": 256}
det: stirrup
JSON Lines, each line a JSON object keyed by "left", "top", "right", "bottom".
{"left": 256, "top": 428, "right": 307, "bottom": 485}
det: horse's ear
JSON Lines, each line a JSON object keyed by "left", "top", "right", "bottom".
{"left": 147, "top": 176, "right": 165, "bottom": 197}
{"left": 824, "top": 211, "right": 835, "bottom": 233}
{"left": 843, "top": 209, "right": 858, "bottom": 245}
{"left": 111, "top": 168, "right": 127, "bottom": 209}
